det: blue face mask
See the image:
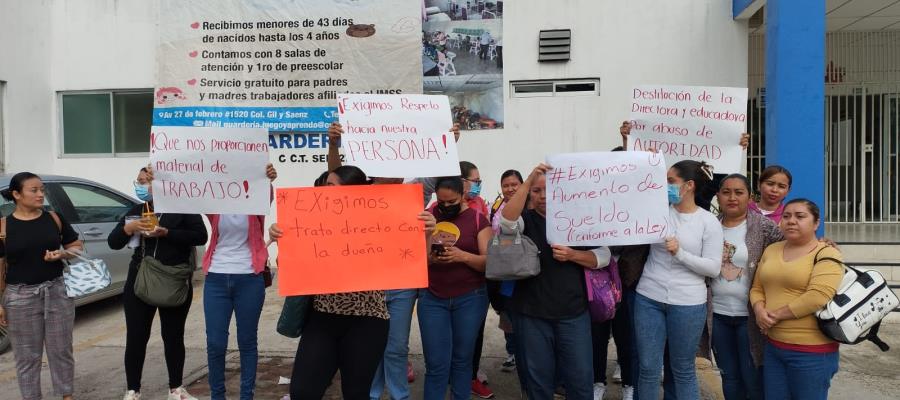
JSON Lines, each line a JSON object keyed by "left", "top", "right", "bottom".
{"left": 134, "top": 184, "right": 152, "bottom": 202}
{"left": 667, "top": 184, "right": 682, "bottom": 205}
{"left": 468, "top": 182, "right": 482, "bottom": 197}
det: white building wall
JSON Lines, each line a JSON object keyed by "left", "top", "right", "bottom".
{"left": 0, "top": 0, "right": 748, "bottom": 198}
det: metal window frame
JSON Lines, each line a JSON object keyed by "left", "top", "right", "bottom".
{"left": 510, "top": 78, "right": 600, "bottom": 98}
{"left": 58, "top": 89, "right": 153, "bottom": 158}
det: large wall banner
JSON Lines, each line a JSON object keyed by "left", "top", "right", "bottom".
{"left": 153, "top": 0, "right": 423, "bottom": 132}
{"left": 422, "top": 1, "right": 504, "bottom": 130}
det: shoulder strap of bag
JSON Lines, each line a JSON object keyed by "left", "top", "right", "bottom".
{"left": 1, "top": 216, "right": 5, "bottom": 243}
{"left": 48, "top": 211, "right": 62, "bottom": 234}
{"left": 813, "top": 247, "right": 845, "bottom": 269}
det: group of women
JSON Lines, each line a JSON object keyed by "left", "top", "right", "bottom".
{"left": 0, "top": 119, "right": 844, "bottom": 400}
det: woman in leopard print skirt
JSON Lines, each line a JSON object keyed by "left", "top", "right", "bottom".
{"left": 269, "top": 166, "right": 436, "bottom": 400}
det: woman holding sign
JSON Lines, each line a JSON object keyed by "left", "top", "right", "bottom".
{"left": 269, "top": 165, "right": 437, "bottom": 400}
{"left": 633, "top": 160, "right": 723, "bottom": 399}
{"left": 202, "top": 163, "right": 277, "bottom": 400}
{"left": 498, "top": 164, "right": 611, "bottom": 400}
{"left": 419, "top": 176, "right": 492, "bottom": 400}
{"left": 109, "top": 166, "right": 208, "bottom": 400}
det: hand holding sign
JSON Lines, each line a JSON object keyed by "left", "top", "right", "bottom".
{"left": 337, "top": 94, "right": 460, "bottom": 178}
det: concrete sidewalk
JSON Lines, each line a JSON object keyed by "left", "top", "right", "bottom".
{"left": 1, "top": 278, "right": 898, "bottom": 399}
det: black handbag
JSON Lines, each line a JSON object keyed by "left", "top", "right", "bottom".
{"left": 276, "top": 295, "right": 313, "bottom": 338}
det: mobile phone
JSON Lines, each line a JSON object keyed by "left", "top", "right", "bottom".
{"left": 431, "top": 243, "right": 446, "bottom": 254}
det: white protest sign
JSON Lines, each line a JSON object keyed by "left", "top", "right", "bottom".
{"left": 150, "top": 126, "right": 271, "bottom": 215}
{"left": 628, "top": 85, "right": 748, "bottom": 173}
{"left": 337, "top": 94, "right": 460, "bottom": 178}
{"left": 545, "top": 151, "right": 670, "bottom": 246}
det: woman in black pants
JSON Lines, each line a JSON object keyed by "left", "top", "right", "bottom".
{"left": 108, "top": 166, "right": 208, "bottom": 400}
{"left": 270, "top": 165, "right": 436, "bottom": 400}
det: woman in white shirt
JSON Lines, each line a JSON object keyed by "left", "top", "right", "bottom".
{"left": 202, "top": 164, "right": 277, "bottom": 400}
{"left": 634, "top": 160, "right": 723, "bottom": 399}
{"left": 708, "top": 173, "right": 782, "bottom": 400}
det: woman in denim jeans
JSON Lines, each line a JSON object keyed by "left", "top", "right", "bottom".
{"left": 498, "top": 163, "right": 611, "bottom": 400}
{"left": 634, "top": 160, "right": 724, "bottom": 399}
{"left": 750, "top": 199, "right": 843, "bottom": 400}
{"left": 707, "top": 174, "right": 783, "bottom": 400}
{"left": 202, "top": 163, "right": 277, "bottom": 400}
{"left": 419, "top": 176, "right": 492, "bottom": 400}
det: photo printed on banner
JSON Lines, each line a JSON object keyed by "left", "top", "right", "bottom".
{"left": 422, "top": 1, "right": 504, "bottom": 130}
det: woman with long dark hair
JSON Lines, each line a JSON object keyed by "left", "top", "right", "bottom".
{"left": 419, "top": 176, "right": 492, "bottom": 400}
{"left": 0, "top": 172, "right": 83, "bottom": 400}
{"left": 270, "top": 166, "right": 436, "bottom": 400}
{"left": 633, "top": 160, "right": 723, "bottom": 399}
{"left": 109, "top": 166, "right": 208, "bottom": 400}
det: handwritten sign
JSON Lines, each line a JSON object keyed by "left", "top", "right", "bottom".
{"left": 150, "top": 126, "right": 271, "bottom": 214}
{"left": 628, "top": 85, "right": 748, "bottom": 173}
{"left": 336, "top": 94, "right": 460, "bottom": 178}
{"left": 276, "top": 184, "right": 427, "bottom": 295}
{"left": 545, "top": 151, "right": 670, "bottom": 246}
{"left": 152, "top": 0, "right": 423, "bottom": 131}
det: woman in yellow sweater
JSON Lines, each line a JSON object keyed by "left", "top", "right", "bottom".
{"left": 749, "top": 198, "right": 843, "bottom": 400}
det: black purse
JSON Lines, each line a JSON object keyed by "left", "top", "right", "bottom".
{"left": 276, "top": 295, "right": 313, "bottom": 338}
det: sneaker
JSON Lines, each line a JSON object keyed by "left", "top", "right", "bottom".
{"left": 476, "top": 369, "right": 489, "bottom": 384}
{"left": 168, "top": 387, "right": 198, "bottom": 400}
{"left": 123, "top": 391, "right": 141, "bottom": 400}
{"left": 407, "top": 361, "right": 416, "bottom": 383}
{"left": 501, "top": 355, "right": 516, "bottom": 372}
{"left": 471, "top": 379, "right": 495, "bottom": 399}
{"left": 622, "top": 385, "right": 634, "bottom": 400}
{"left": 554, "top": 386, "right": 566, "bottom": 399}
{"left": 593, "top": 382, "right": 606, "bottom": 400}
{"left": 612, "top": 365, "right": 622, "bottom": 382}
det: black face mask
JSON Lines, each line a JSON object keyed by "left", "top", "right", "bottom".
{"left": 437, "top": 202, "right": 462, "bottom": 220}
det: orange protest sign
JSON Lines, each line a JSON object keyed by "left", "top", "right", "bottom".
{"left": 275, "top": 183, "right": 428, "bottom": 296}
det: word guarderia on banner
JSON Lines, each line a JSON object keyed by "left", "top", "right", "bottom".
{"left": 152, "top": 0, "right": 423, "bottom": 132}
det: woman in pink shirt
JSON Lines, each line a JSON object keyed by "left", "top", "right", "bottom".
{"left": 749, "top": 166, "right": 792, "bottom": 223}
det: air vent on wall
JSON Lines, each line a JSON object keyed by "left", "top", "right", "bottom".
{"left": 539, "top": 29, "right": 571, "bottom": 62}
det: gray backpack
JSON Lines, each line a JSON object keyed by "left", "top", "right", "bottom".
{"left": 485, "top": 226, "right": 541, "bottom": 280}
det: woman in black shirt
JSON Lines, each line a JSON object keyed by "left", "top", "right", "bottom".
{"left": 108, "top": 167, "right": 207, "bottom": 400}
{"left": 0, "top": 172, "right": 82, "bottom": 400}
